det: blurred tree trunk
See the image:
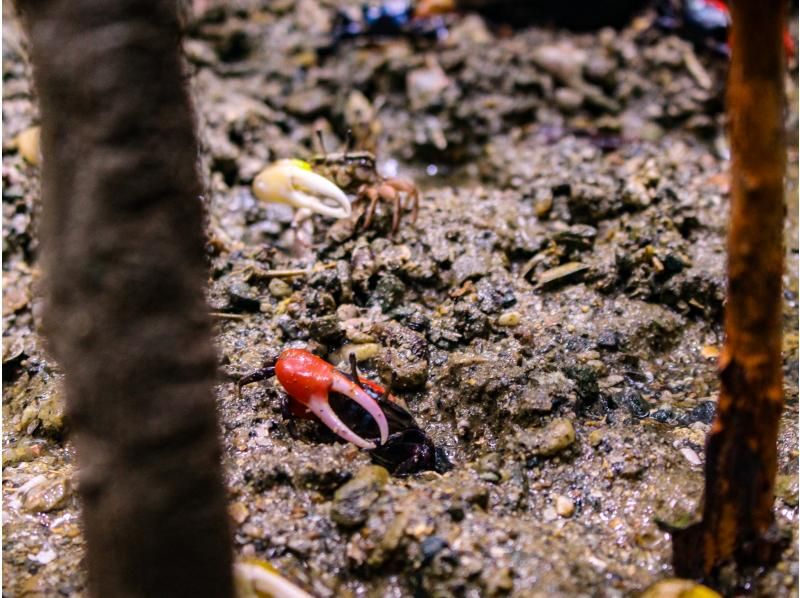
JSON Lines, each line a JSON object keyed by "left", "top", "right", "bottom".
{"left": 672, "top": 0, "right": 787, "bottom": 580}
{"left": 21, "top": 1, "right": 234, "bottom": 596}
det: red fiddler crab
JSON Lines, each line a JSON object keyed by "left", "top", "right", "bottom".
{"left": 238, "top": 348, "right": 448, "bottom": 475}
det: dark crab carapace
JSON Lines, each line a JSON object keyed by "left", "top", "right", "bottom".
{"left": 237, "top": 349, "right": 449, "bottom": 475}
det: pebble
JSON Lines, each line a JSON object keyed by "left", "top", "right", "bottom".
{"left": 21, "top": 475, "right": 71, "bottom": 513}
{"left": 451, "top": 252, "right": 493, "bottom": 285}
{"left": 3, "top": 444, "right": 44, "bottom": 467}
{"left": 700, "top": 345, "right": 719, "bottom": 359}
{"left": 588, "top": 428, "right": 605, "bottom": 448}
{"left": 268, "top": 278, "right": 292, "bottom": 298}
{"left": 598, "top": 374, "right": 624, "bottom": 388}
{"left": 30, "top": 547, "right": 56, "bottom": 565}
{"left": 679, "top": 447, "right": 702, "bottom": 467}
{"left": 516, "top": 418, "right": 576, "bottom": 457}
{"left": 555, "top": 495, "right": 575, "bottom": 518}
{"left": 368, "top": 510, "right": 409, "bottom": 567}
{"left": 774, "top": 473, "right": 799, "bottom": 506}
{"left": 336, "top": 342, "right": 381, "bottom": 364}
{"left": 228, "top": 502, "right": 249, "bottom": 524}
{"left": 554, "top": 87, "right": 584, "bottom": 113}
{"left": 531, "top": 43, "right": 586, "bottom": 82}
{"left": 496, "top": 311, "right": 521, "bottom": 327}
{"left": 420, "top": 536, "right": 448, "bottom": 564}
{"left": 331, "top": 465, "right": 389, "bottom": 528}
{"left": 534, "top": 189, "right": 553, "bottom": 218}
{"left": 376, "top": 321, "right": 429, "bottom": 390}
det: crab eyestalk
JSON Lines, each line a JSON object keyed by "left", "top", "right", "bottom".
{"left": 253, "top": 159, "right": 351, "bottom": 219}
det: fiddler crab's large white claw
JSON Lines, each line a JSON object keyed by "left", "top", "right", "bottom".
{"left": 234, "top": 559, "right": 313, "bottom": 598}
{"left": 253, "top": 159, "right": 351, "bottom": 219}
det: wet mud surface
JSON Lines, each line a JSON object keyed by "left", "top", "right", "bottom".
{"left": 3, "top": 2, "right": 799, "bottom": 596}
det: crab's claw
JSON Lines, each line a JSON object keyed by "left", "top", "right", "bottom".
{"left": 275, "top": 348, "right": 389, "bottom": 449}
{"left": 253, "top": 159, "right": 351, "bottom": 219}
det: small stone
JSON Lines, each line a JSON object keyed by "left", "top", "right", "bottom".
{"left": 451, "top": 252, "right": 493, "bottom": 285}
{"left": 597, "top": 331, "right": 621, "bottom": 351}
{"left": 30, "top": 547, "right": 56, "bottom": 565}
{"left": 531, "top": 43, "right": 586, "bottom": 82}
{"left": 679, "top": 447, "right": 703, "bottom": 467}
{"left": 534, "top": 189, "right": 553, "bottom": 219}
{"left": 775, "top": 473, "right": 799, "bottom": 506}
{"left": 369, "top": 509, "right": 410, "bottom": 566}
{"left": 516, "top": 418, "right": 576, "bottom": 457}
{"left": 477, "top": 453, "right": 501, "bottom": 476}
{"left": 496, "top": 311, "right": 521, "bottom": 327}
{"left": 3, "top": 444, "right": 44, "bottom": 467}
{"left": 555, "top": 495, "right": 575, "bottom": 517}
{"left": 308, "top": 314, "right": 342, "bottom": 343}
{"left": 371, "top": 273, "right": 406, "bottom": 312}
{"left": 268, "top": 278, "right": 292, "bottom": 298}
{"left": 513, "top": 385, "right": 554, "bottom": 415}
{"left": 554, "top": 87, "right": 584, "bottom": 113}
{"left": 331, "top": 465, "right": 389, "bottom": 528}
{"left": 21, "top": 475, "right": 71, "bottom": 513}
{"left": 588, "top": 429, "right": 605, "bottom": 448}
{"left": 419, "top": 536, "right": 448, "bottom": 564}
{"left": 598, "top": 374, "right": 624, "bottom": 388}
{"left": 37, "top": 390, "right": 66, "bottom": 436}
{"left": 376, "top": 321, "right": 429, "bottom": 390}
{"left": 228, "top": 502, "right": 249, "bottom": 524}
{"left": 336, "top": 342, "right": 381, "bottom": 364}
{"left": 700, "top": 345, "right": 720, "bottom": 359}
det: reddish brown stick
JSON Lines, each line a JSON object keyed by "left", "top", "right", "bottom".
{"left": 22, "top": 1, "right": 234, "bottom": 595}
{"left": 672, "top": 0, "right": 787, "bottom": 580}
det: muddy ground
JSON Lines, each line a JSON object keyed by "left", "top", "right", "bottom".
{"left": 2, "top": 1, "right": 799, "bottom": 596}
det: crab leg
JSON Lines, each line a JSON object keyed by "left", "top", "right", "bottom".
{"left": 388, "top": 188, "right": 401, "bottom": 235}
{"left": 359, "top": 186, "right": 381, "bottom": 230}
{"left": 236, "top": 365, "right": 275, "bottom": 399}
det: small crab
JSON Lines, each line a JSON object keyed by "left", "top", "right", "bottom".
{"left": 309, "top": 131, "right": 420, "bottom": 236}
{"left": 238, "top": 348, "right": 449, "bottom": 475}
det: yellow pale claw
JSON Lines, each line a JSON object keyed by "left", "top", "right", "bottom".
{"left": 234, "top": 559, "right": 314, "bottom": 598}
{"left": 253, "top": 159, "right": 351, "bottom": 219}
